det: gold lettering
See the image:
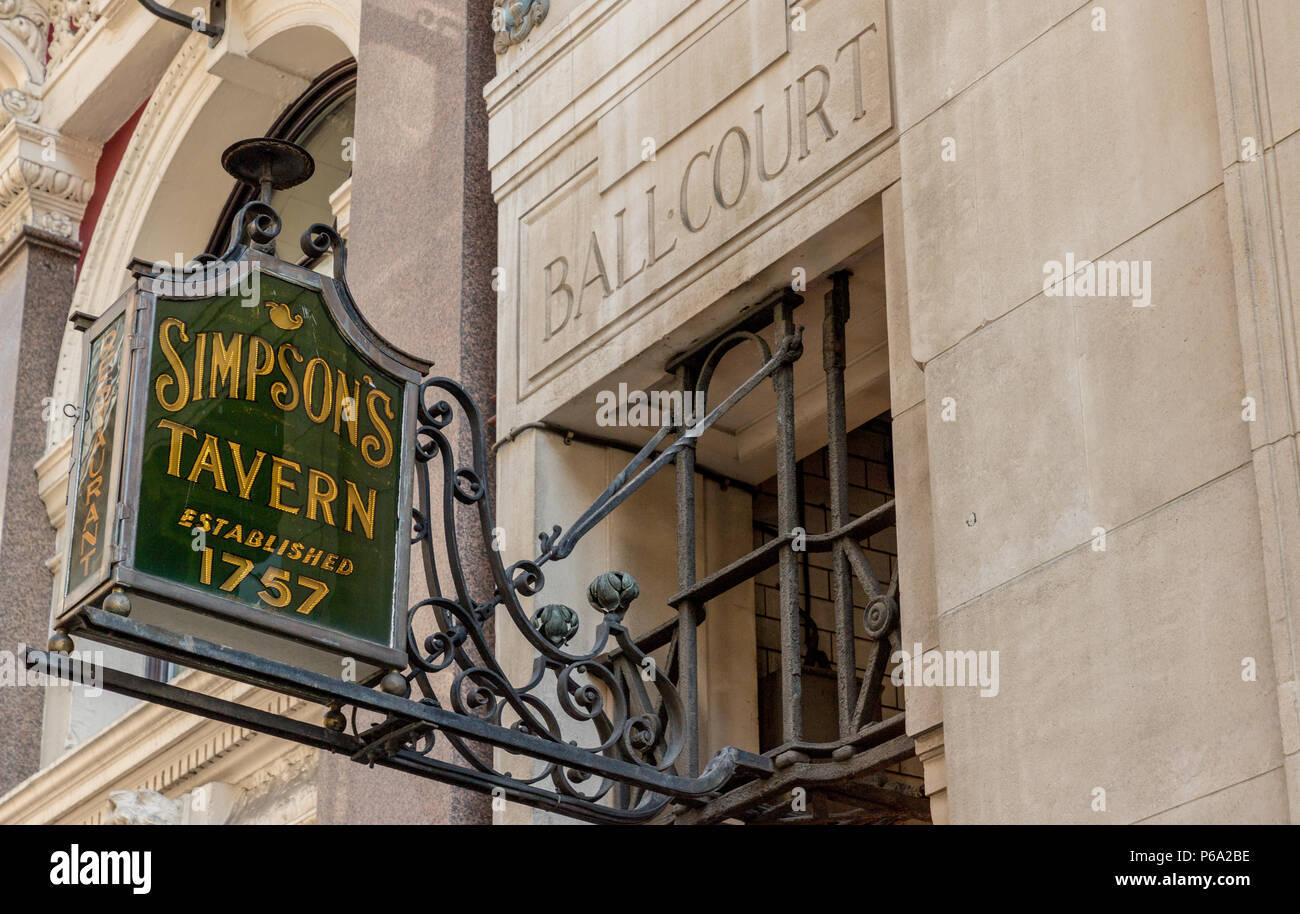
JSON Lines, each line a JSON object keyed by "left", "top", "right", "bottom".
{"left": 245, "top": 336, "right": 275, "bottom": 401}
{"left": 156, "top": 418, "right": 197, "bottom": 477}
{"left": 302, "top": 358, "right": 332, "bottom": 424}
{"left": 344, "top": 480, "right": 376, "bottom": 540}
{"left": 269, "top": 456, "right": 301, "bottom": 515}
{"left": 154, "top": 318, "right": 191, "bottom": 411}
{"left": 209, "top": 332, "right": 243, "bottom": 400}
{"left": 192, "top": 332, "right": 207, "bottom": 401}
{"left": 186, "top": 433, "right": 229, "bottom": 492}
{"left": 228, "top": 441, "right": 266, "bottom": 500}
{"left": 271, "top": 343, "right": 302, "bottom": 411}
{"left": 362, "top": 389, "right": 395, "bottom": 469}
{"left": 333, "top": 370, "right": 360, "bottom": 445}
{"left": 306, "top": 468, "right": 338, "bottom": 526}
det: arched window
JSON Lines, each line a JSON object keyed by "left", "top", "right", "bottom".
{"left": 205, "top": 59, "right": 356, "bottom": 264}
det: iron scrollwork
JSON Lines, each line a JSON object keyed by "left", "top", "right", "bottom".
{"left": 382, "top": 374, "right": 702, "bottom": 819}
{"left": 169, "top": 140, "right": 771, "bottom": 823}
{"left": 39, "top": 139, "right": 931, "bottom": 824}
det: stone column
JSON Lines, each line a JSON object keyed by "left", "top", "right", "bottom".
{"left": 314, "top": 0, "right": 498, "bottom": 825}
{"left": 0, "top": 119, "right": 97, "bottom": 795}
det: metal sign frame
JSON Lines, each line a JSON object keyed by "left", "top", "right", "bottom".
{"left": 57, "top": 200, "right": 428, "bottom": 676}
{"left": 63, "top": 297, "right": 131, "bottom": 612}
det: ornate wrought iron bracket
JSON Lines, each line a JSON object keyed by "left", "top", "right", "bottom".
{"left": 40, "top": 138, "right": 909, "bottom": 825}
{"left": 37, "top": 137, "right": 793, "bottom": 824}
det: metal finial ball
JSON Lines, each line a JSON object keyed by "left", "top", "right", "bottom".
{"left": 48, "top": 631, "right": 74, "bottom": 654}
{"left": 379, "top": 672, "right": 410, "bottom": 697}
{"left": 323, "top": 706, "right": 347, "bottom": 732}
{"left": 103, "top": 591, "right": 132, "bottom": 616}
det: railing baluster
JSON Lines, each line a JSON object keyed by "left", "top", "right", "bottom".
{"left": 824, "top": 270, "right": 856, "bottom": 739}
{"left": 773, "top": 292, "right": 803, "bottom": 745}
{"left": 675, "top": 364, "right": 701, "bottom": 776}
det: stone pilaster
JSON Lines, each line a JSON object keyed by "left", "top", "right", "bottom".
{"left": 313, "top": 0, "right": 497, "bottom": 825}
{"left": 0, "top": 228, "right": 80, "bottom": 795}
{"left": 0, "top": 118, "right": 96, "bottom": 795}
{"left": 1205, "top": 0, "right": 1300, "bottom": 824}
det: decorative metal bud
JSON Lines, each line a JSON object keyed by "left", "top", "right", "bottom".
{"left": 532, "top": 603, "right": 579, "bottom": 646}
{"left": 586, "top": 571, "right": 640, "bottom": 618}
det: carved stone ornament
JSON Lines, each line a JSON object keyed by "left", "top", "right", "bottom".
{"left": 47, "top": 0, "right": 97, "bottom": 69}
{"left": 493, "top": 0, "right": 548, "bottom": 55}
{"left": 107, "top": 789, "right": 184, "bottom": 825}
{"left": 0, "top": 0, "right": 50, "bottom": 85}
{"left": 0, "top": 120, "right": 98, "bottom": 246}
{"left": 0, "top": 87, "right": 40, "bottom": 122}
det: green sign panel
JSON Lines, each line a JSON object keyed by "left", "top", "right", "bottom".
{"left": 67, "top": 313, "right": 126, "bottom": 600}
{"left": 132, "top": 273, "right": 404, "bottom": 647}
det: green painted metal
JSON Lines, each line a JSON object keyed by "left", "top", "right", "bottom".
{"left": 66, "top": 313, "right": 127, "bottom": 599}
{"left": 133, "top": 272, "right": 405, "bottom": 648}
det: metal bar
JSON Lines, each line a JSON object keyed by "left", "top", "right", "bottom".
{"left": 666, "top": 290, "right": 778, "bottom": 374}
{"left": 667, "top": 499, "right": 896, "bottom": 608}
{"left": 813, "top": 500, "right": 896, "bottom": 546}
{"left": 24, "top": 648, "right": 357, "bottom": 754}
{"left": 823, "top": 270, "right": 857, "bottom": 737}
{"left": 675, "top": 364, "right": 701, "bottom": 777}
{"left": 135, "top": 0, "right": 224, "bottom": 41}
{"left": 543, "top": 331, "right": 797, "bottom": 565}
{"left": 671, "top": 532, "right": 791, "bottom": 607}
{"left": 670, "top": 732, "right": 917, "bottom": 825}
{"left": 379, "top": 749, "right": 672, "bottom": 825}
{"left": 841, "top": 537, "right": 885, "bottom": 602}
{"left": 71, "top": 609, "right": 772, "bottom": 797}
{"left": 853, "top": 636, "right": 894, "bottom": 727}
{"left": 764, "top": 709, "right": 906, "bottom": 759}
{"left": 601, "top": 616, "right": 679, "bottom": 663}
{"left": 773, "top": 291, "right": 803, "bottom": 744}
{"left": 27, "top": 649, "right": 677, "bottom": 825}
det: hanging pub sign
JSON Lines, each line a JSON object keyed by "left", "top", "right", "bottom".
{"left": 57, "top": 139, "right": 430, "bottom": 682}
{"left": 35, "top": 137, "right": 774, "bottom": 824}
